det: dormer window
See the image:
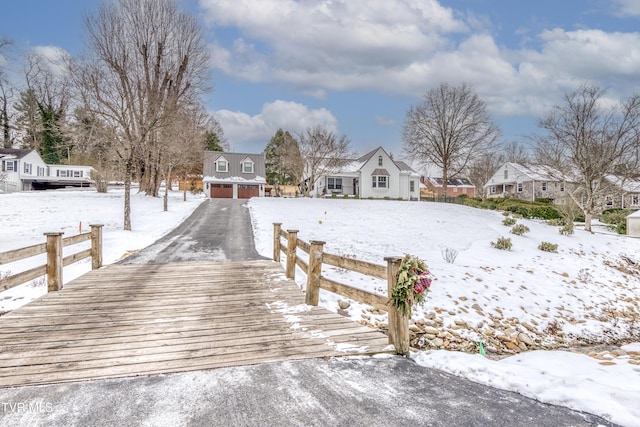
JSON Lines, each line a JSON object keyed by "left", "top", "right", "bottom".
{"left": 242, "top": 158, "right": 254, "bottom": 173}
{"left": 216, "top": 157, "right": 228, "bottom": 172}
{"left": 378, "top": 155, "right": 383, "bottom": 166}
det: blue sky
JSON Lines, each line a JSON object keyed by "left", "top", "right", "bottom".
{"left": 2, "top": 0, "right": 640, "bottom": 169}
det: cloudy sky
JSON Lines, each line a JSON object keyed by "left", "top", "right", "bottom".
{"left": 3, "top": 0, "right": 640, "bottom": 165}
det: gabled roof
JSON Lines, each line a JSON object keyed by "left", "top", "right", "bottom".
{"left": 605, "top": 174, "right": 640, "bottom": 193}
{"left": 327, "top": 146, "right": 418, "bottom": 175}
{"left": 0, "top": 148, "right": 34, "bottom": 160}
{"left": 509, "top": 163, "right": 560, "bottom": 181}
{"left": 424, "top": 177, "right": 474, "bottom": 187}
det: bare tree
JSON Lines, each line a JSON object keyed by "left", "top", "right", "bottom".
{"left": 503, "top": 141, "right": 530, "bottom": 164}
{"left": 77, "top": 0, "right": 211, "bottom": 230}
{"left": 0, "top": 38, "right": 14, "bottom": 148}
{"left": 298, "top": 126, "right": 351, "bottom": 197}
{"left": 534, "top": 83, "right": 640, "bottom": 232}
{"left": 403, "top": 82, "right": 500, "bottom": 197}
{"left": 466, "top": 153, "right": 504, "bottom": 200}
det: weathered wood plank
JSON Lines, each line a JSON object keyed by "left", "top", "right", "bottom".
{"left": 323, "top": 252, "right": 387, "bottom": 280}
{"left": 0, "top": 260, "right": 389, "bottom": 388}
{"left": 0, "top": 264, "right": 46, "bottom": 291}
{"left": 319, "top": 276, "right": 388, "bottom": 311}
{"left": 0, "top": 242, "right": 47, "bottom": 265}
{"left": 62, "top": 232, "right": 91, "bottom": 247}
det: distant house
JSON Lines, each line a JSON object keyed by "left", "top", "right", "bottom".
{"left": 202, "top": 151, "right": 266, "bottom": 199}
{"left": 421, "top": 177, "right": 476, "bottom": 198}
{"left": 627, "top": 210, "right": 640, "bottom": 237}
{"left": 0, "top": 148, "right": 94, "bottom": 192}
{"left": 603, "top": 175, "right": 640, "bottom": 210}
{"left": 303, "top": 146, "right": 420, "bottom": 200}
{"left": 484, "top": 162, "right": 567, "bottom": 202}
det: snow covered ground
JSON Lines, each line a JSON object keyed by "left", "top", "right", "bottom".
{"left": 1, "top": 191, "right": 639, "bottom": 426}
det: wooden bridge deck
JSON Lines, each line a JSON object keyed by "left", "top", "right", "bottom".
{"left": 0, "top": 260, "right": 390, "bottom": 388}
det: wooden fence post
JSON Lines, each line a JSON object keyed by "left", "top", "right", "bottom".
{"left": 285, "top": 229, "right": 299, "bottom": 279}
{"left": 90, "top": 224, "right": 103, "bottom": 270}
{"left": 385, "top": 256, "right": 409, "bottom": 355}
{"left": 305, "top": 240, "right": 325, "bottom": 306}
{"left": 45, "top": 232, "right": 64, "bottom": 292}
{"left": 273, "top": 223, "right": 282, "bottom": 262}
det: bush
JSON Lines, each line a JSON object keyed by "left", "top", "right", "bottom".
{"left": 559, "top": 222, "right": 574, "bottom": 236}
{"left": 600, "top": 209, "right": 632, "bottom": 234}
{"left": 343, "top": 194, "right": 349, "bottom": 199}
{"left": 331, "top": 193, "right": 337, "bottom": 198}
{"left": 491, "top": 237, "right": 512, "bottom": 250}
{"left": 502, "top": 217, "right": 517, "bottom": 226}
{"left": 510, "top": 224, "right": 530, "bottom": 236}
{"left": 538, "top": 241, "right": 558, "bottom": 253}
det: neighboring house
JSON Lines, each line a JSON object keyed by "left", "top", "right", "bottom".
{"left": 484, "top": 162, "right": 567, "bottom": 202}
{"left": 0, "top": 148, "right": 94, "bottom": 192}
{"left": 603, "top": 175, "right": 640, "bottom": 210}
{"left": 304, "top": 147, "right": 420, "bottom": 200}
{"left": 202, "top": 151, "right": 266, "bottom": 199}
{"left": 421, "top": 177, "right": 476, "bottom": 198}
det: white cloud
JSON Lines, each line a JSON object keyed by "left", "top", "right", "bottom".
{"left": 213, "top": 100, "right": 338, "bottom": 152}
{"left": 611, "top": 0, "right": 640, "bottom": 16}
{"left": 202, "top": 0, "right": 640, "bottom": 119}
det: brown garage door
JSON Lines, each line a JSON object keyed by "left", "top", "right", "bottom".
{"left": 210, "top": 183, "right": 233, "bottom": 198}
{"left": 238, "top": 184, "right": 259, "bottom": 199}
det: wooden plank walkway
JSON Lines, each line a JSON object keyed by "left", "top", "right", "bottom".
{"left": 0, "top": 260, "right": 391, "bottom": 388}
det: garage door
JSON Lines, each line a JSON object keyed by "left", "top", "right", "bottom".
{"left": 210, "top": 183, "right": 233, "bottom": 198}
{"left": 238, "top": 184, "right": 259, "bottom": 199}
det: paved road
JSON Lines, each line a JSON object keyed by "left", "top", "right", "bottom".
{"left": 120, "top": 198, "right": 267, "bottom": 263}
{"left": 0, "top": 198, "right": 618, "bottom": 426}
{"left": 0, "top": 357, "right": 616, "bottom": 426}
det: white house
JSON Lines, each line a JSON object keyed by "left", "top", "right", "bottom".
{"left": 0, "top": 149, "right": 95, "bottom": 192}
{"left": 304, "top": 147, "right": 420, "bottom": 200}
{"left": 202, "top": 151, "right": 267, "bottom": 199}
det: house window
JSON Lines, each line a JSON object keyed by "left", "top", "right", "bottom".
{"left": 372, "top": 175, "right": 387, "bottom": 188}
{"left": 517, "top": 183, "right": 523, "bottom": 192}
{"left": 216, "top": 158, "right": 228, "bottom": 172}
{"left": 37, "top": 166, "right": 45, "bottom": 176}
{"left": 541, "top": 182, "right": 548, "bottom": 191}
{"left": 504, "top": 169, "right": 508, "bottom": 179}
{"left": 631, "top": 194, "right": 639, "bottom": 206}
{"left": 490, "top": 186, "right": 496, "bottom": 194}
{"left": 3, "top": 160, "right": 16, "bottom": 172}
{"left": 378, "top": 156, "right": 383, "bottom": 166}
{"left": 23, "top": 163, "right": 32, "bottom": 174}
{"left": 242, "top": 160, "right": 254, "bottom": 173}
{"left": 74, "top": 170, "right": 83, "bottom": 177}
{"left": 328, "top": 177, "right": 342, "bottom": 191}
{"left": 605, "top": 195, "right": 614, "bottom": 207}
{"left": 560, "top": 182, "right": 565, "bottom": 192}
{"left": 453, "top": 187, "right": 458, "bottom": 193}
{"left": 410, "top": 181, "right": 415, "bottom": 192}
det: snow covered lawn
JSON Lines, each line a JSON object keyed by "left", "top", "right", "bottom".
{"left": 0, "top": 191, "right": 639, "bottom": 426}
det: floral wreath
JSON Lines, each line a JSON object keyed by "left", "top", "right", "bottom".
{"left": 389, "top": 254, "right": 432, "bottom": 316}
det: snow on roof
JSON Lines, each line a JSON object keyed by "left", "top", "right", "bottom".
{"left": 606, "top": 175, "right": 640, "bottom": 193}
{"left": 203, "top": 175, "right": 267, "bottom": 183}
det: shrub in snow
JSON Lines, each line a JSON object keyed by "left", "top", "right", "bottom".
{"left": 441, "top": 247, "right": 458, "bottom": 264}
{"left": 538, "top": 241, "right": 558, "bottom": 253}
{"left": 510, "top": 224, "right": 530, "bottom": 236}
{"left": 502, "top": 217, "right": 517, "bottom": 226}
{"left": 491, "top": 237, "right": 512, "bottom": 250}
{"left": 559, "top": 222, "right": 574, "bottom": 236}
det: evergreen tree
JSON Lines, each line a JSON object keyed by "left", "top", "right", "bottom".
{"left": 14, "top": 89, "right": 42, "bottom": 150}
{"left": 264, "top": 129, "right": 303, "bottom": 185}
{"left": 205, "top": 130, "right": 224, "bottom": 151}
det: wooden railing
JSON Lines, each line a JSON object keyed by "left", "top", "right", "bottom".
{"left": 0, "top": 224, "right": 104, "bottom": 293}
{"left": 273, "top": 223, "right": 410, "bottom": 355}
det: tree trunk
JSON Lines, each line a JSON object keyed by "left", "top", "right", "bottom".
{"left": 123, "top": 154, "right": 133, "bottom": 231}
{"left": 584, "top": 210, "right": 593, "bottom": 233}
{"left": 441, "top": 165, "right": 448, "bottom": 198}
{"left": 164, "top": 182, "right": 168, "bottom": 212}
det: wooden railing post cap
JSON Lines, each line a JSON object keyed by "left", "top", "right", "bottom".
{"left": 44, "top": 232, "right": 64, "bottom": 236}
{"left": 287, "top": 229, "right": 299, "bottom": 233}
{"left": 384, "top": 256, "right": 403, "bottom": 263}
{"left": 90, "top": 224, "right": 104, "bottom": 228}
{"left": 310, "top": 240, "right": 326, "bottom": 245}
{"left": 273, "top": 222, "right": 282, "bottom": 226}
